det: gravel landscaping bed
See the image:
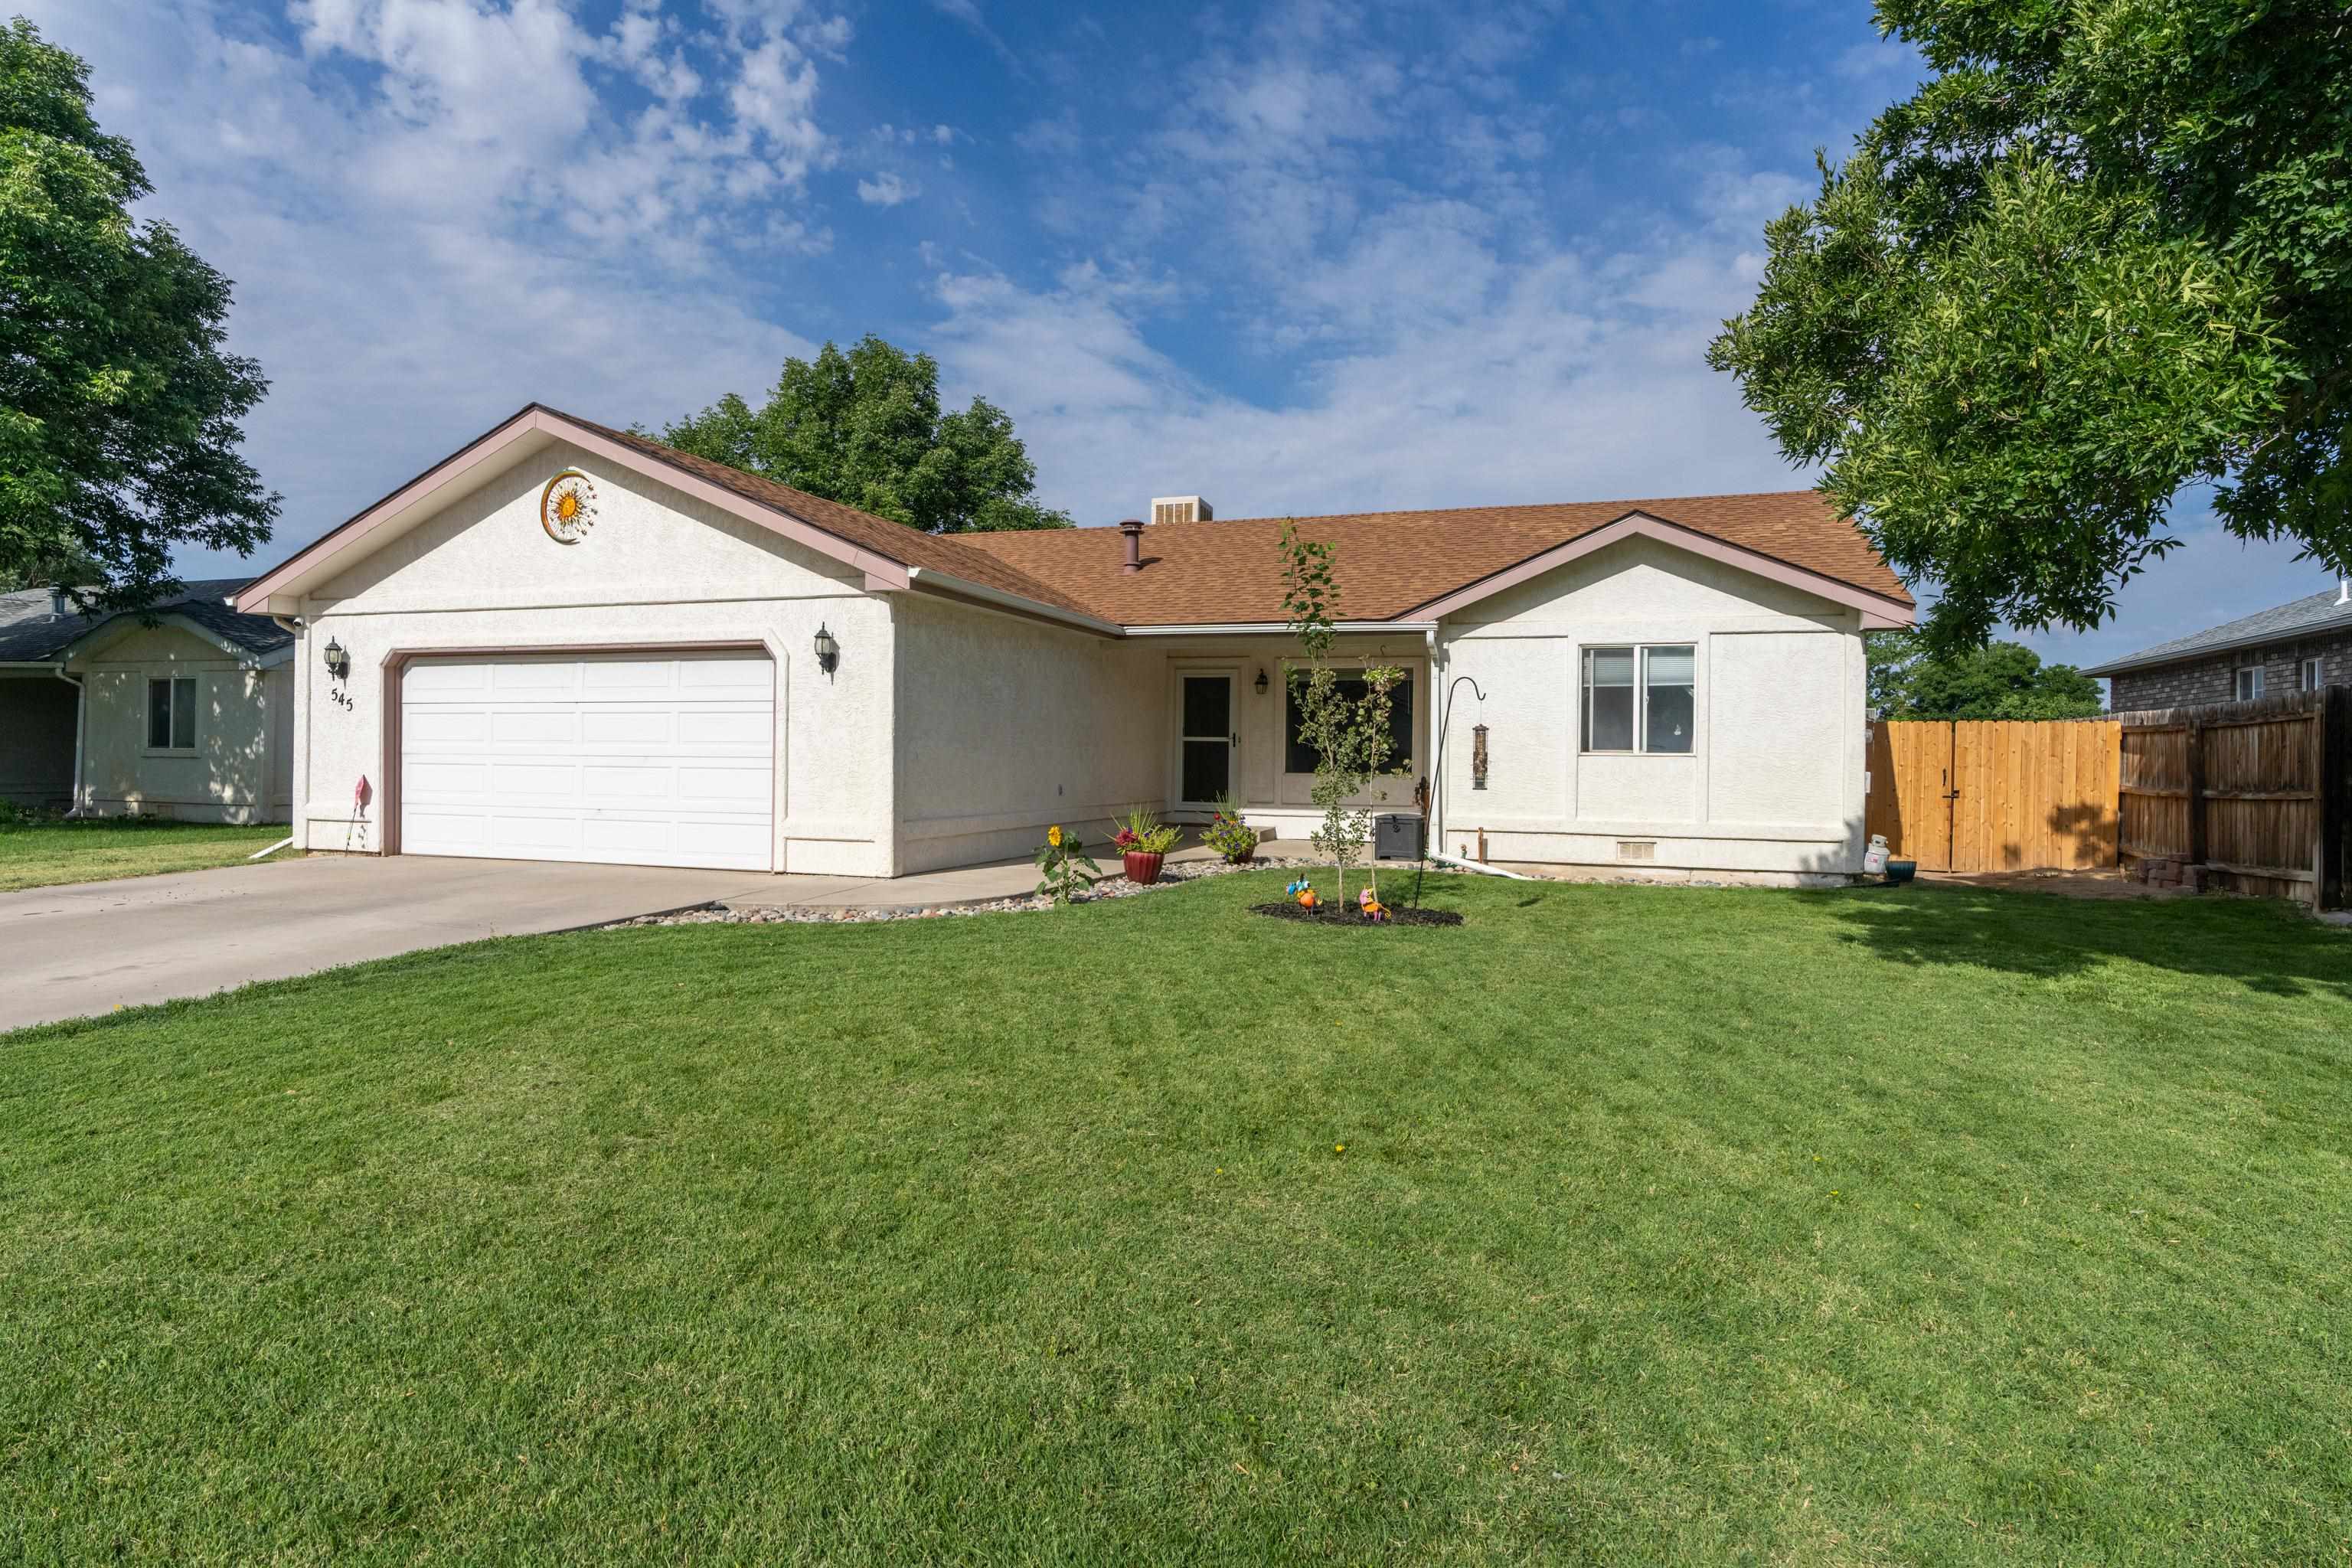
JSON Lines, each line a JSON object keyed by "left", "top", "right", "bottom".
{"left": 616, "top": 854, "right": 1325, "bottom": 926}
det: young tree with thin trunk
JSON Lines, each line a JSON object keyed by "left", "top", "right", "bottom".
{"left": 1280, "top": 524, "right": 1408, "bottom": 910}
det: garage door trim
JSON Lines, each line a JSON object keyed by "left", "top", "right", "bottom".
{"left": 381, "top": 641, "right": 776, "bottom": 861}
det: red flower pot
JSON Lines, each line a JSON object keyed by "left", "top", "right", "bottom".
{"left": 1122, "top": 850, "right": 1165, "bottom": 885}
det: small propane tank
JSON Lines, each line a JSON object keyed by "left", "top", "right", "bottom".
{"left": 1862, "top": 834, "right": 1890, "bottom": 877}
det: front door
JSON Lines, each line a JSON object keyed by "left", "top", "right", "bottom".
{"left": 1178, "top": 674, "right": 1234, "bottom": 805}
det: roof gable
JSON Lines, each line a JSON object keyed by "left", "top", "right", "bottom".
{"left": 1, "top": 580, "right": 287, "bottom": 664}
{"left": 237, "top": 406, "right": 1099, "bottom": 621}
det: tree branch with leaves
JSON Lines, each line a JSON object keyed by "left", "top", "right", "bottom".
{"left": 1280, "top": 524, "right": 1409, "bottom": 910}
{"left": 1709, "top": 0, "right": 2347, "bottom": 652}
{"left": 652, "top": 335, "right": 1072, "bottom": 535}
{"left": 0, "top": 18, "right": 278, "bottom": 612}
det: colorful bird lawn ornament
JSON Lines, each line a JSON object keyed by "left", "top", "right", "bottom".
{"left": 1296, "top": 885, "right": 1319, "bottom": 909}
{"left": 1358, "top": 887, "right": 1390, "bottom": 922}
{"left": 1285, "top": 877, "right": 1309, "bottom": 897}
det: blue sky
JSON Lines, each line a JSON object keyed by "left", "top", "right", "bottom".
{"left": 28, "top": 0, "right": 2338, "bottom": 670}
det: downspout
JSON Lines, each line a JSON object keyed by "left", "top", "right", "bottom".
{"left": 51, "top": 665, "right": 84, "bottom": 815}
{"left": 1425, "top": 626, "right": 1442, "bottom": 854}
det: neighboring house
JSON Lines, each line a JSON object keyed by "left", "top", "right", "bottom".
{"left": 235, "top": 404, "right": 1913, "bottom": 883}
{"left": 2085, "top": 581, "right": 2352, "bottom": 710}
{"left": 0, "top": 581, "right": 295, "bottom": 821}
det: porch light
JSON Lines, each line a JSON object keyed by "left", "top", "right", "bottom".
{"left": 814, "top": 622, "right": 840, "bottom": 676}
{"left": 322, "top": 636, "right": 350, "bottom": 682}
{"left": 1255, "top": 668, "right": 1269, "bottom": 695}
{"left": 1472, "top": 722, "right": 1489, "bottom": 791}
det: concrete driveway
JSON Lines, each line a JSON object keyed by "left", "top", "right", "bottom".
{"left": 0, "top": 856, "right": 777, "bottom": 1033}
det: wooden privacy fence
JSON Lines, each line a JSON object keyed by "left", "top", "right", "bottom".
{"left": 2116, "top": 688, "right": 2347, "bottom": 906}
{"left": 1866, "top": 720, "right": 2122, "bottom": 873}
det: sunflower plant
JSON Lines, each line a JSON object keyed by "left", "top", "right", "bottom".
{"left": 1033, "top": 824, "right": 1101, "bottom": 906}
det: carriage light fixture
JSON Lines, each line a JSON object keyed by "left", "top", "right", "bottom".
{"left": 322, "top": 636, "right": 350, "bottom": 682}
{"left": 1255, "top": 668, "right": 1269, "bottom": 695}
{"left": 814, "top": 622, "right": 840, "bottom": 677}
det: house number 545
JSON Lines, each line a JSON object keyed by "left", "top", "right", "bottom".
{"left": 330, "top": 688, "right": 354, "bottom": 711}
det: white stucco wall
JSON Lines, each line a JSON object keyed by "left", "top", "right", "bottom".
{"left": 893, "top": 596, "right": 1161, "bottom": 873}
{"left": 290, "top": 439, "right": 894, "bottom": 875}
{"left": 1429, "top": 536, "right": 1868, "bottom": 881}
{"left": 891, "top": 616, "right": 1433, "bottom": 871}
{"left": 67, "top": 623, "right": 289, "bottom": 823}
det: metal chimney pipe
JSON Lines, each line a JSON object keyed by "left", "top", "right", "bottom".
{"left": 1119, "top": 518, "right": 1144, "bottom": 573}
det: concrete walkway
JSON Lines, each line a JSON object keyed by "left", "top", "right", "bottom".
{"left": 733, "top": 839, "right": 1319, "bottom": 913}
{"left": 1, "top": 856, "right": 775, "bottom": 1033}
{"left": 2, "top": 841, "right": 1330, "bottom": 1033}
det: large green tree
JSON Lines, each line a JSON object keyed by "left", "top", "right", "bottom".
{"left": 657, "top": 335, "right": 1072, "bottom": 534}
{"left": 0, "top": 17, "right": 276, "bottom": 612}
{"left": 1709, "top": 0, "right": 2348, "bottom": 650}
{"left": 1868, "top": 632, "right": 2106, "bottom": 720}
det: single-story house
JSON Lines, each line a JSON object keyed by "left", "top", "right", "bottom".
{"left": 234, "top": 404, "right": 1914, "bottom": 882}
{"left": 0, "top": 580, "right": 295, "bottom": 821}
{"left": 2084, "top": 580, "right": 2352, "bottom": 710}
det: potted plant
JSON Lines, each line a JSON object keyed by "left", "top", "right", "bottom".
{"left": 1200, "top": 792, "right": 1259, "bottom": 864}
{"left": 1112, "top": 806, "right": 1181, "bottom": 884}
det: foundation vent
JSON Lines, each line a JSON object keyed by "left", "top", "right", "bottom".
{"left": 1615, "top": 841, "right": 1656, "bottom": 861}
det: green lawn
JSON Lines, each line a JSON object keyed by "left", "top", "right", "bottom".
{"left": 3, "top": 872, "right": 2348, "bottom": 1564}
{"left": 0, "top": 812, "right": 291, "bottom": 891}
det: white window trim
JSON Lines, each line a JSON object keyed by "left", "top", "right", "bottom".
{"left": 2235, "top": 664, "right": 2265, "bottom": 701}
{"left": 143, "top": 673, "right": 199, "bottom": 755}
{"left": 1582, "top": 642, "right": 1697, "bottom": 756}
{"left": 2300, "top": 656, "right": 2324, "bottom": 692}
{"left": 1276, "top": 662, "right": 1423, "bottom": 808}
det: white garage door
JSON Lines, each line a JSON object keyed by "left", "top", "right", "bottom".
{"left": 399, "top": 652, "right": 774, "bottom": 871}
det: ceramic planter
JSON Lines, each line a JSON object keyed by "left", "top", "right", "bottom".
{"left": 1886, "top": 858, "right": 1917, "bottom": 885}
{"left": 1123, "top": 850, "right": 1166, "bottom": 885}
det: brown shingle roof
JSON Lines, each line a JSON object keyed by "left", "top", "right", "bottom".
{"left": 575, "top": 417, "right": 1909, "bottom": 626}
{"left": 954, "top": 492, "right": 1913, "bottom": 626}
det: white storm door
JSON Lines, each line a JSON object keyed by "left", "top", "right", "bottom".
{"left": 400, "top": 652, "right": 774, "bottom": 871}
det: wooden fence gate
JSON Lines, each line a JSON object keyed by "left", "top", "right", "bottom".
{"left": 1865, "top": 720, "right": 2122, "bottom": 873}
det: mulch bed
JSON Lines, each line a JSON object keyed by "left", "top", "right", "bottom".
{"left": 1250, "top": 901, "right": 1464, "bottom": 927}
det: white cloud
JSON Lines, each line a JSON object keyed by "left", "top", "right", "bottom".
{"left": 919, "top": 0, "right": 1795, "bottom": 529}
{"left": 856, "top": 172, "right": 918, "bottom": 207}
{"left": 18, "top": 0, "right": 840, "bottom": 576}
{"left": 927, "top": 232, "right": 1792, "bottom": 530}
